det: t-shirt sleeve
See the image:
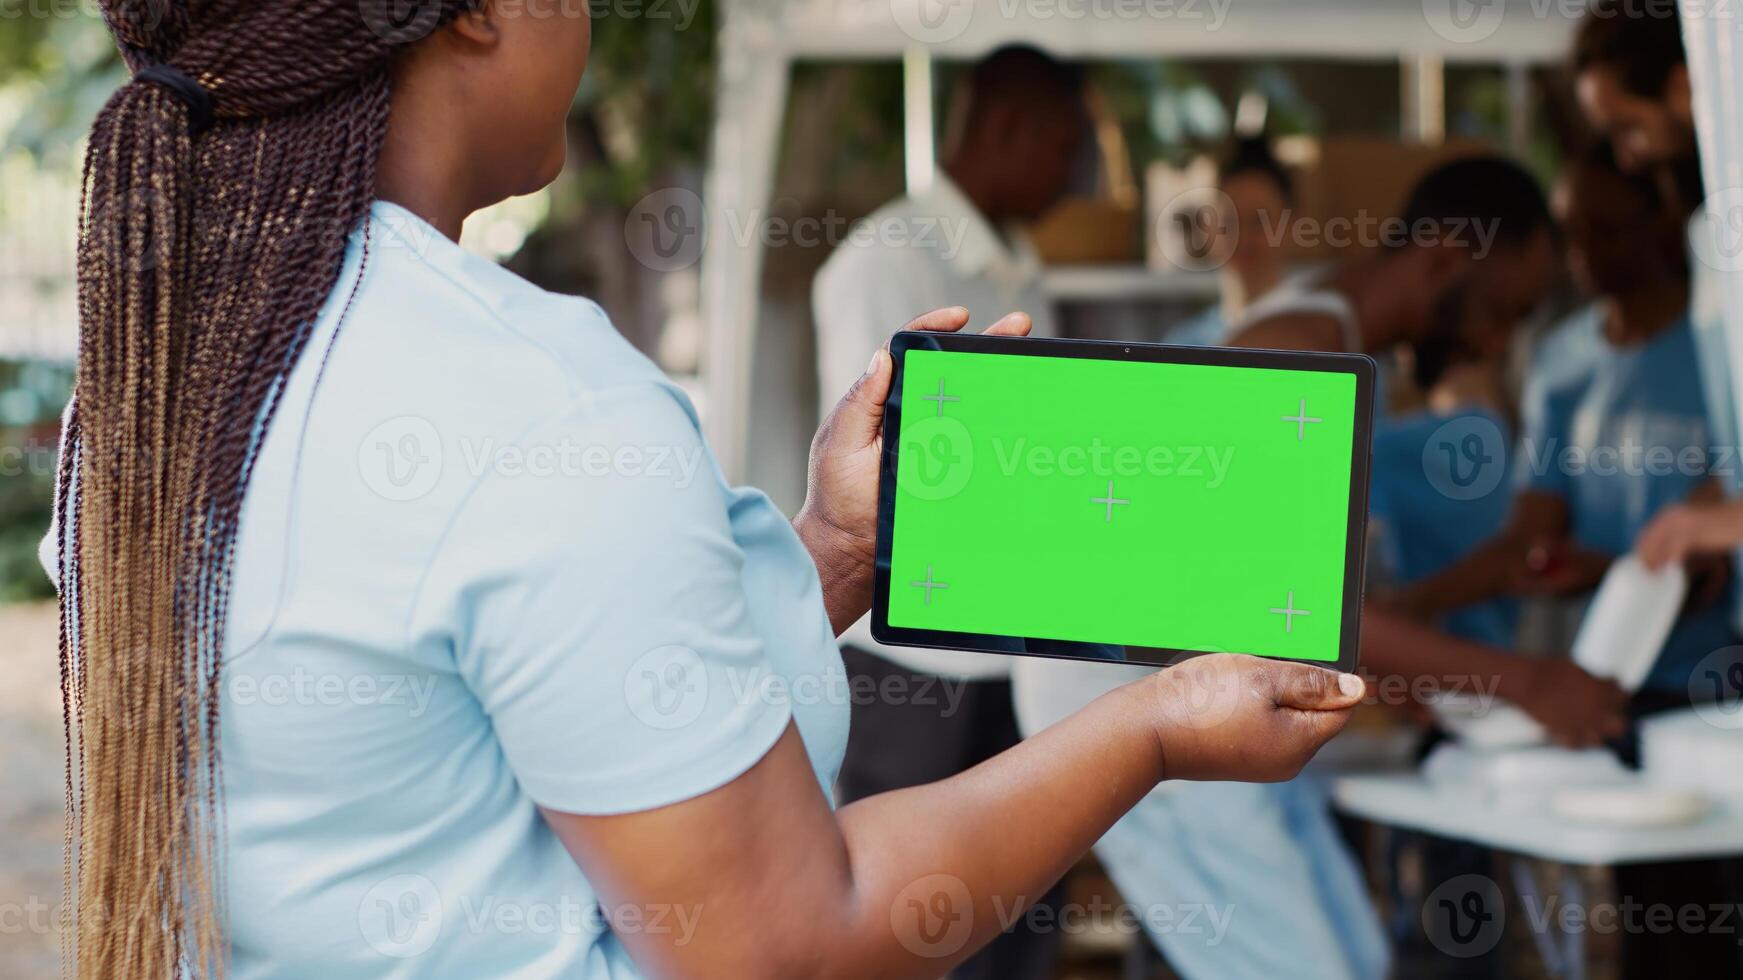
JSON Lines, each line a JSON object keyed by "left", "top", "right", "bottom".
{"left": 1517, "top": 376, "right": 1570, "bottom": 498}
{"left": 411, "top": 383, "right": 793, "bottom": 816}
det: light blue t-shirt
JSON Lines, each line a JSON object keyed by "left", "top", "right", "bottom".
{"left": 1528, "top": 302, "right": 1605, "bottom": 402}
{"left": 1518, "top": 314, "right": 1737, "bottom": 690}
{"left": 1370, "top": 408, "right": 1518, "bottom": 648}
{"left": 209, "top": 202, "right": 849, "bottom": 976}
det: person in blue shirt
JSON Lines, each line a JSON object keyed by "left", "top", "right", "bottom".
{"left": 1369, "top": 285, "right": 1520, "bottom": 648}
{"left": 51, "top": 4, "right": 1364, "bottom": 978}
{"left": 1394, "top": 143, "right": 1736, "bottom": 696}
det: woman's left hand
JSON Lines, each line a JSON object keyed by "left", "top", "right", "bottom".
{"left": 795, "top": 307, "right": 1032, "bottom": 633}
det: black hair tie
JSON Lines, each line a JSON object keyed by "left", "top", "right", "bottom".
{"left": 135, "top": 64, "right": 215, "bottom": 136}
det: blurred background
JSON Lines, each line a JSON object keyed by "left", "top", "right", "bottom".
{"left": 2, "top": 1, "right": 1728, "bottom": 977}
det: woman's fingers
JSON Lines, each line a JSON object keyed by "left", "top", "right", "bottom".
{"left": 889, "top": 308, "right": 1033, "bottom": 344}
{"left": 983, "top": 311, "right": 1034, "bottom": 336}
{"left": 900, "top": 306, "right": 972, "bottom": 334}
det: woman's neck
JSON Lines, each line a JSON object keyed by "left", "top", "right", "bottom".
{"left": 1603, "top": 279, "right": 1688, "bottom": 346}
{"left": 375, "top": 86, "right": 482, "bottom": 242}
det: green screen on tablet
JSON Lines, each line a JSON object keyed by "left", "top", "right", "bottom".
{"left": 872, "top": 333, "right": 1373, "bottom": 670}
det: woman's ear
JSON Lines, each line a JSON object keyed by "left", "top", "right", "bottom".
{"left": 445, "top": 0, "right": 502, "bottom": 48}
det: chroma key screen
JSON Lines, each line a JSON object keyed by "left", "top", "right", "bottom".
{"left": 886, "top": 347, "right": 1362, "bottom": 663}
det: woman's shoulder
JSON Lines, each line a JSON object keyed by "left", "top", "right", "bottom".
{"left": 340, "top": 203, "right": 672, "bottom": 418}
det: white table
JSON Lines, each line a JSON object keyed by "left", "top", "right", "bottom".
{"left": 1334, "top": 772, "right": 1743, "bottom": 866}
{"left": 1333, "top": 771, "right": 1743, "bottom": 979}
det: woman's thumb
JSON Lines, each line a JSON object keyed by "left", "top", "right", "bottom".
{"left": 835, "top": 347, "right": 892, "bottom": 447}
{"left": 1274, "top": 665, "right": 1366, "bottom": 711}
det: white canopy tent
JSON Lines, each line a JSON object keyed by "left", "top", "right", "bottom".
{"left": 701, "top": 0, "right": 1593, "bottom": 480}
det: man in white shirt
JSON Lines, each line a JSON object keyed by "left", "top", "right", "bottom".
{"left": 811, "top": 45, "right": 1085, "bottom": 980}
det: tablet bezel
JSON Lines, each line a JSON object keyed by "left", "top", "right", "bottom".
{"left": 869, "top": 330, "right": 1375, "bottom": 674}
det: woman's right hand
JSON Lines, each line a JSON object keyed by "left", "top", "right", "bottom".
{"left": 1146, "top": 654, "right": 1365, "bottom": 783}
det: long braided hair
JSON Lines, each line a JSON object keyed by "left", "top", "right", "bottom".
{"left": 65, "top": 2, "right": 471, "bottom": 974}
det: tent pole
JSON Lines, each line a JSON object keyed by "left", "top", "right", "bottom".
{"left": 702, "top": 24, "right": 791, "bottom": 483}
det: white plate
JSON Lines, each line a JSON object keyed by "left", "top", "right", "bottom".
{"left": 1428, "top": 692, "right": 1545, "bottom": 750}
{"left": 1551, "top": 785, "right": 1711, "bottom": 827}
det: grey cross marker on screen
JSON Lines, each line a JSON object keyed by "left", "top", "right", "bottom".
{"left": 1090, "top": 481, "right": 1130, "bottom": 523}
{"left": 910, "top": 565, "right": 949, "bottom": 605}
{"left": 922, "top": 378, "right": 961, "bottom": 417}
{"left": 1282, "top": 398, "right": 1324, "bottom": 441}
{"left": 1268, "top": 591, "right": 1311, "bottom": 633}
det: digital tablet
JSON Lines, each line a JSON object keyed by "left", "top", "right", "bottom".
{"left": 871, "top": 332, "right": 1375, "bottom": 672}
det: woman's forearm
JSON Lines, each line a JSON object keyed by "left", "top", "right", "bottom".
{"left": 548, "top": 659, "right": 1356, "bottom": 980}
{"left": 549, "top": 682, "right": 1166, "bottom": 980}
{"left": 818, "top": 679, "right": 1165, "bottom": 978}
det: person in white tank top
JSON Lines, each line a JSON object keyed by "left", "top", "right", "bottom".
{"left": 1230, "top": 156, "right": 1632, "bottom": 744}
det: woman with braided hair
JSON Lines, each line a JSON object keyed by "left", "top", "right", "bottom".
{"left": 53, "top": 2, "right": 1366, "bottom": 976}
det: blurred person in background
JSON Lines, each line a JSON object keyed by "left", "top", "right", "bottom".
{"left": 1228, "top": 155, "right": 1628, "bottom": 745}
{"left": 1572, "top": 2, "right": 1742, "bottom": 518}
{"left": 1572, "top": 0, "right": 1701, "bottom": 204}
{"left": 1228, "top": 156, "right": 1556, "bottom": 369}
{"left": 1393, "top": 144, "right": 1733, "bottom": 698}
{"left": 1368, "top": 283, "right": 1522, "bottom": 650}
{"left": 810, "top": 44, "right": 1088, "bottom": 980}
{"left": 1170, "top": 136, "right": 1298, "bottom": 347}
